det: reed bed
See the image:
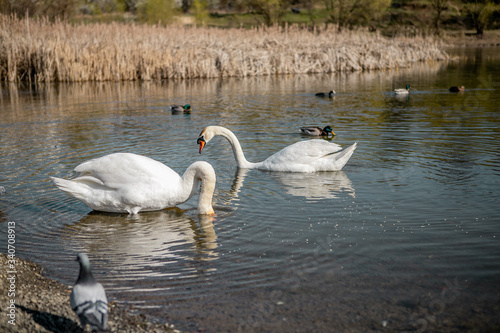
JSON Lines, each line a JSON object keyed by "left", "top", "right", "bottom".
{"left": 0, "top": 15, "right": 449, "bottom": 82}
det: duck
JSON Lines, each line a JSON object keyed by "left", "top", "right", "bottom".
{"left": 300, "top": 126, "right": 335, "bottom": 137}
{"left": 394, "top": 84, "right": 410, "bottom": 94}
{"left": 197, "top": 126, "right": 357, "bottom": 172}
{"left": 71, "top": 253, "right": 108, "bottom": 333}
{"left": 171, "top": 104, "right": 191, "bottom": 114}
{"left": 449, "top": 86, "right": 465, "bottom": 93}
{"left": 51, "top": 153, "right": 216, "bottom": 215}
{"left": 315, "top": 90, "right": 336, "bottom": 98}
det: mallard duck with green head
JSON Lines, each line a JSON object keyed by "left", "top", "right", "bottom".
{"left": 394, "top": 84, "right": 410, "bottom": 95}
{"left": 171, "top": 104, "right": 191, "bottom": 114}
{"left": 300, "top": 126, "right": 335, "bottom": 137}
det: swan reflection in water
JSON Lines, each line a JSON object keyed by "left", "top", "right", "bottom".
{"left": 268, "top": 170, "right": 355, "bottom": 200}
{"left": 62, "top": 167, "right": 354, "bottom": 278}
{"left": 225, "top": 168, "right": 355, "bottom": 202}
{"left": 62, "top": 209, "right": 218, "bottom": 279}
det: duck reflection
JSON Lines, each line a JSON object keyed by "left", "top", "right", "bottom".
{"left": 227, "top": 168, "right": 355, "bottom": 201}
{"left": 63, "top": 209, "right": 218, "bottom": 277}
{"left": 394, "top": 93, "right": 410, "bottom": 103}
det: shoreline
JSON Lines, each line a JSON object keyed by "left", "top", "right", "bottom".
{"left": 441, "top": 30, "right": 500, "bottom": 48}
{"left": 0, "top": 254, "right": 174, "bottom": 333}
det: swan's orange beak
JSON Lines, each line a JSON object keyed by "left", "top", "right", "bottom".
{"left": 197, "top": 136, "right": 206, "bottom": 154}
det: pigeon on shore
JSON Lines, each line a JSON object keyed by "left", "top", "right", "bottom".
{"left": 70, "top": 253, "right": 108, "bottom": 333}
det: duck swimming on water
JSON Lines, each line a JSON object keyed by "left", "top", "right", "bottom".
{"left": 315, "top": 90, "right": 336, "bottom": 98}
{"left": 394, "top": 84, "right": 410, "bottom": 95}
{"left": 300, "top": 126, "right": 335, "bottom": 137}
{"left": 449, "top": 86, "right": 465, "bottom": 93}
{"left": 170, "top": 104, "right": 191, "bottom": 114}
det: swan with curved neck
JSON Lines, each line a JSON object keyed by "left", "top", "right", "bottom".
{"left": 197, "top": 126, "right": 357, "bottom": 172}
{"left": 51, "top": 153, "right": 216, "bottom": 215}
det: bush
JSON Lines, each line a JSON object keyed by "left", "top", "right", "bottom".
{"left": 137, "top": 0, "right": 177, "bottom": 25}
{"left": 193, "top": 0, "right": 209, "bottom": 25}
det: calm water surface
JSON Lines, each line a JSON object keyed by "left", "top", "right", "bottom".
{"left": 1, "top": 48, "right": 499, "bottom": 332}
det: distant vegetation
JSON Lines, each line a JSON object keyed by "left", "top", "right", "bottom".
{"left": 0, "top": 1, "right": 497, "bottom": 83}
{"left": 0, "top": 0, "right": 499, "bottom": 36}
{"left": 0, "top": 14, "right": 448, "bottom": 82}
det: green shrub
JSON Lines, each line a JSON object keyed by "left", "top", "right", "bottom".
{"left": 137, "top": 0, "right": 177, "bottom": 25}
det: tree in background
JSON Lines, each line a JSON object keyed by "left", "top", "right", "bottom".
{"left": 193, "top": 0, "right": 209, "bottom": 25}
{"left": 182, "top": 0, "right": 192, "bottom": 13}
{"left": 324, "top": 0, "right": 391, "bottom": 30}
{"left": 249, "top": 0, "right": 287, "bottom": 26}
{"left": 0, "top": 0, "right": 78, "bottom": 19}
{"left": 137, "top": 0, "right": 177, "bottom": 25}
{"left": 462, "top": 0, "right": 495, "bottom": 36}
{"left": 429, "top": 0, "right": 448, "bottom": 35}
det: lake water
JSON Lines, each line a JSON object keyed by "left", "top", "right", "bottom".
{"left": 1, "top": 47, "right": 499, "bottom": 332}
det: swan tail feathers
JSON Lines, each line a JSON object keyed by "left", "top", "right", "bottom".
{"left": 51, "top": 177, "right": 91, "bottom": 201}
{"left": 331, "top": 142, "right": 357, "bottom": 170}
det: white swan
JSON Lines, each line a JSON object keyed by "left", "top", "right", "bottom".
{"left": 197, "top": 126, "right": 357, "bottom": 172}
{"left": 51, "top": 153, "right": 216, "bottom": 215}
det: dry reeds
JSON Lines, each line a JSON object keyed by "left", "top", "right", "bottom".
{"left": 0, "top": 15, "right": 449, "bottom": 82}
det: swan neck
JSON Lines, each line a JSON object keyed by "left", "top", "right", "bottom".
{"left": 182, "top": 162, "right": 216, "bottom": 215}
{"left": 216, "top": 127, "right": 255, "bottom": 168}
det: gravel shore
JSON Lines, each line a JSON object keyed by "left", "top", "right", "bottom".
{"left": 0, "top": 254, "right": 175, "bottom": 333}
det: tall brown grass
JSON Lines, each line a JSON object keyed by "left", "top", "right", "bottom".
{"left": 0, "top": 14, "right": 449, "bottom": 82}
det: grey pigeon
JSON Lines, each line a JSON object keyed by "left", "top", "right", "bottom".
{"left": 70, "top": 253, "right": 108, "bottom": 333}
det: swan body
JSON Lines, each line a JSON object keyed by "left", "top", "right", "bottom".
{"left": 449, "top": 86, "right": 465, "bottom": 92}
{"left": 394, "top": 84, "right": 410, "bottom": 94}
{"left": 171, "top": 104, "right": 191, "bottom": 114}
{"left": 197, "top": 126, "right": 357, "bottom": 172}
{"left": 315, "top": 90, "right": 335, "bottom": 97}
{"left": 51, "top": 153, "right": 216, "bottom": 215}
{"left": 300, "top": 126, "right": 334, "bottom": 136}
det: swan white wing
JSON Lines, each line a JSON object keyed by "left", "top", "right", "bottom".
{"left": 259, "top": 140, "right": 343, "bottom": 172}
{"left": 53, "top": 153, "right": 186, "bottom": 213}
{"left": 74, "top": 153, "right": 180, "bottom": 188}
{"left": 311, "top": 142, "right": 357, "bottom": 171}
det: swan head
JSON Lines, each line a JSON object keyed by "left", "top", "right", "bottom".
{"left": 197, "top": 134, "right": 207, "bottom": 153}
{"left": 197, "top": 126, "right": 217, "bottom": 153}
